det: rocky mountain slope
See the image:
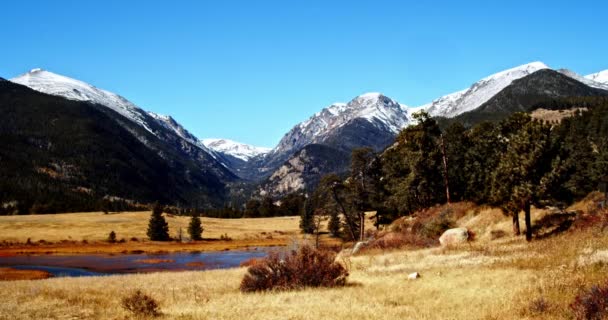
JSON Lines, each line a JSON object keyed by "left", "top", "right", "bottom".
{"left": 0, "top": 79, "right": 235, "bottom": 212}
{"left": 10, "top": 69, "right": 233, "bottom": 182}
{"left": 7, "top": 62, "right": 608, "bottom": 205}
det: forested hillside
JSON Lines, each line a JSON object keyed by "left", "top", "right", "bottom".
{"left": 0, "top": 80, "right": 231, "bottom": 214}
{"left": 302, "top": 98, "right": 608, "bottom": 241}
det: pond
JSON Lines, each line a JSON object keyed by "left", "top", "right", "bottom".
{"left": 0, "top": 247, "right": 279, "bottom": 278}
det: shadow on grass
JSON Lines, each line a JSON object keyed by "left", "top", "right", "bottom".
{"left": 532, "top": 212, "right": 576, "bottom": 239}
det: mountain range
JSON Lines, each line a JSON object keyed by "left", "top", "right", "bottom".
{"left": 3, "top": 62, "right": 608, "bottom": 208}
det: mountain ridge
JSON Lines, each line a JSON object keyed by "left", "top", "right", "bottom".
{"left": 8, "top": 62, "right": 608, "bottom": 202}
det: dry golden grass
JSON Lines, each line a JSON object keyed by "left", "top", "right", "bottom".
{"left": 0, "top": 211, "right": 302, "bottom": 243}
{"left": 2, "top": 227, "right": 607, "bottom": 319}
{"left": 0, "top": 211, "right": 359, "bottom": 254}
{"left": 1, "top": 199, "right": 607, "bottom": 319}
{"left": 530, "top": 107, "right": 587, "bottom": 123}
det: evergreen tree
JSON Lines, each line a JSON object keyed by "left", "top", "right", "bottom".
{"left": 258, "top": 196, "right": 277, "bottom": 217}
{"left": 280, "top": 193, "right": 306, "bottom": 216}
{"left": 463, "top": 121, "right": 503, "bottom": 203}
{"left": 188, "top": 213, "right": 203, "bottom": 240}
{"left": 350, "top": 147, "right": 385, "bottom": 240}
{"left": 442, "top": 122, "right": 470, "bottom": 202}
{"left": 328, "top": 209, "right": 341, "bottom": 237}
{"left": 299, "top": 197, "right": 315, "bottom": 234}
{"left": 383, "top": 111, "right": 445, "bottom": 215}
{"left": 491, "top": 116, "right": 554, "bottom": 241}
{"left": 244, "top": 199, "right": 261, "bottom": 218}
{"left": 147, "top": 203, "right": 170, "bottom": 241}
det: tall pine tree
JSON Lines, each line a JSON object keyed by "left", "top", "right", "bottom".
{"left": 188, "top": 213, "right": 203, "bottom": 241}
{"left": 147, "top": 203, "right": 170, "bottom": 241}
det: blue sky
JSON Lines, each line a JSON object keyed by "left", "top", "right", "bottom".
{"left": 1, "top": 0, "right": 607, "bottom": 147}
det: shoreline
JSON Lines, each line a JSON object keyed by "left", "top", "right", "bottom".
{"left": 0, "top": 267, "right": 52, "bottom": 281}
{"left": 0, "top": 238, "right": 290, "bottom": 256}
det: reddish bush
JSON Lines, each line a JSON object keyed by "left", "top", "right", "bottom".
{"left": 367, "top": 232, "right": 435, "bottom": 250}
{"left": 121, "top": 290, "right": 161, "bottom": 317}
{"left": 570, "top": 281, "right": 608, "bottom": 320}
{"left": 240, "top": 245, "right": 348, "bottom": 292}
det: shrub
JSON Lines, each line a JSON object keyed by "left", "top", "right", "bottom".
{"left": 121, "top": 290, "right": 161, "bottom": 317}
{"left": 107, "top": 231, "right": 116, "bottom": 243}
{"left": 368, "top": 232, "right": 435, "bottom": 250}
{"left": 570, "top": 281, "right": 608, "bottom": 320}
{"left": 529, "top": 297, "right": 550, "bottom": 315}
{"left": 240, "top": 245, "right": 348, "bottom": 292}
{"left": 416, "top": 208, "right": 455, "bottom": 239}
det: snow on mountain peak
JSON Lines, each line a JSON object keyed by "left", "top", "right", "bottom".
{"left": 10, "top": 68, "right": 221, "bottom": 161}
{"left": 423, "top": 61, "right": 550, "bottom": 118}
{"left": 357, "top": 92, "right": 383, "bottom": 100}
{"left": 202, "top": 138, "right": 271, "bottom": 161}
{"left": 274, "top": 93, "right": 410, "bottom": 156}
{"left": 585, "top": 70, "right": 608, "bottom": 85}
{"left": 558, "top": 69, "right": 608, "bottom": 91}
{"left": 11, "top": 68, "right": 156, "bottom": 133}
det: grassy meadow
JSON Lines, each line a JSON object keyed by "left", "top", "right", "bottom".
{"left": 0, "top": 197, "right": 607, "bottom": 319}
{"left": 0, "top": 212, "right": 302, "bottom": 243}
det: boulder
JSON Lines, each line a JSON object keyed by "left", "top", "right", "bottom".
{"left": 407, "top": 272, "right": 420, "bottom": 280}
{"left": 439, "top": 228, "right": 469, "bottom": 246}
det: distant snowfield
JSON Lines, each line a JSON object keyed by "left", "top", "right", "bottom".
{"left": 202, "top": 138, "right": 271, "bottom": 161}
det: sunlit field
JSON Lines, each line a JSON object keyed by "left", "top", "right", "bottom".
{"left": 1, "top": 198, "right": 606, "bottom": 319}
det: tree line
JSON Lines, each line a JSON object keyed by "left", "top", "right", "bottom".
{"left": 301, "top": 97, "right": 608, "bottom": 242}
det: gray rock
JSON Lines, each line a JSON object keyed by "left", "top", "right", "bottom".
{"left": 439, "top": 228, "right": 469, "bottom": 246}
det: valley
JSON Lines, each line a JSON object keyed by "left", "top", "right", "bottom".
{"left": 1, "top": 198, "right": 606, "bottom": 319}
{"left": 3, "top": 2, "right": 608, "bottom": 319}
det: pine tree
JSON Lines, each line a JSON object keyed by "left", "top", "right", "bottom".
{"left": 147, "top": 203, "right": 170, "bottom": 241}
{"left": 443, "top": 122, "right": 470, "bottom": 202}
{"left": 259, "top": 196, "right": 276, "bottom": 217}
{"left": 383, "top": 111, "right": 445, "bottom": 215}
{"left": 299, "top": 198, "right": 315, "bottom": 234}
{"left": 328, "top": 210, "right": 341, "bottom": 237}
{"left": 491, "top": 116, "right": 554, "bottom": 241}
{"left": 188, "top": 213, "right": 203, "bottom": 241}
{"left": 350, "top": 147, "right": 384, "bottom": 240}
{"left": 244, "top": 199, "right": 261, "bottom": 218}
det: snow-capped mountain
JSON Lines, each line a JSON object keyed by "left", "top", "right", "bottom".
{"left": 271, "top": 92, "right": 411, "bottom": 157}
{"left": 10, "top": 68, "right": 238, "bottom": 182}
{"left": 586, "top": 70, "right": 608, "bottom": 85}
{"left": 254, "top": 92, "right": 415, "bottom": 192}
{"left": 203, "top": 138, "right": 271, "bottom": 161}
{"left": 422, "top": 62, "right": 549, "bottom": 118}
{"left": 558, "top": 69, "right": 608, "bottom": 91}
{"left": 11, "top": 69, "right": 156, "bottom": 133}
{"left": 10, "top": 68, "right": 219, "bottom": 154}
